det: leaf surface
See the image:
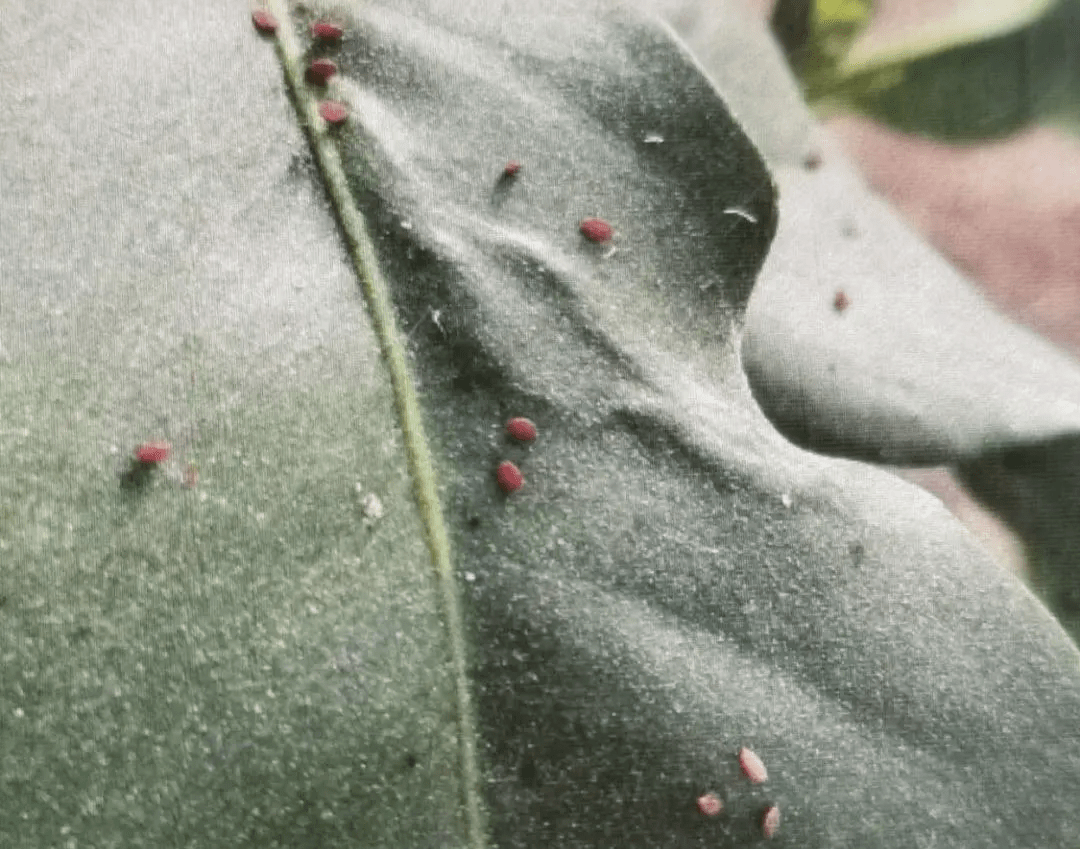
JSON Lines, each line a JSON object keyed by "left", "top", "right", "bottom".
{"left": 280, "top": 0, "right": 1080, "bottom": 844}
{"left": 0, "top": 1, "right": 472, "bottom": 846}
{"left": 3, "top": 0, "right": 1080, "bottom": 847}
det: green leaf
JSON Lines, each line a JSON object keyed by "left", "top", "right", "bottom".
{"left": 816, "top": 0, "right": 873, "bottom": 27}
{"left": 274, "top": 0, "right": 1080, "bottom": 844}
{"left": 841, "top": 0, "right": 1057, "bottom": 67}
{"left": 5, "top": 1, "right": 1080, "bottom": 847}
{"left": 662, "top": 0, "right": 1080, "bottom": 645}
{"left": 0, "top": 2, "right": 474, "bottom": 846}
{"left": 776, "top": 0, "right": 1080, "bottom": 139}
{"left": 771, "top": 0, "right": 874, "bottom": 98}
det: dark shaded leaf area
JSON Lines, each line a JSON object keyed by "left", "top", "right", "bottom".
{"left": 313, "top": 1, "right": 1080, "bottom": 845}
{"left": 959, "top": 433, "right": 1080, "bottom": 645}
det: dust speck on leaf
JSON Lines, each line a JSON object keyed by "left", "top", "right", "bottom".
{"left": 360, "top": 493, "right": 384, "bottom": 519}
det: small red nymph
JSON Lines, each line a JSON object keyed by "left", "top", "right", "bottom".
{"left": 738, "top": 746, "right": 768, "bottom": 784}
{"left": 496, "top": 460, "right": 523, "bottom": 493}
{"left": 134, "top": 441, "right": 171, "bottom": 464}
{"left": 834, "top": 290, "right": 851, "bottom": 312}
{"left": 319, "top": 100, "right": 349, "bottom": 125}
{"left": 503, "top": 161, "right": 521, "bottom": 178}
{"left": 306, "top": 58, "right": 338, "bottom": 85}
{"left": 579, "top": 217, "right": 613, "bottom": 243}
{"left": 505, "top": 417, "right": 537, "bottom": 442}
{"left": 696, "top": 793, "right": 723, "bottom": 817}
{"left": 761, "top": 804, "right": 780, "bottom": 838}
{"left": 311, "top": 20, "right": 344, "bottom": 40}
{"left": 251, "top": 9, "right": 279, "bottom": 34}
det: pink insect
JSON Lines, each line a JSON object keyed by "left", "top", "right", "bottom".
{"left": 833, "top": 290, "right": 851, "bottom": 312}
{"left": 319, "top": 100, "right": 349, "bottom": 125}
{"left": 579, "top": 217, "right": 613, "bottom": 243}
{"left": 505, "top": 417, "right": 537, "bottom": 442}
{"left": 502, "top": 160, "right": 521, "bottom": 178}
{"left": 311, "top": 20, "right": 344, "bottom": 40}
{"left": 696, "top": 793, "right": 723, "bottom": 817}
{"left": 761, "top": 804, "right": 780, "bottom": 838}
{"left": 306, "top": 58, "right": 338, "bottom": 85}
{"left": 496, "top": 460, "right": 524, "bottom": 493}
{"left": 738, "top": 746, "right": 768, "bottom": 784}
{"left": 251, "top": 9, "right": 279, "bottom": 33}
{"left": 134, "top": 441, "right": 171, "bottom": 464}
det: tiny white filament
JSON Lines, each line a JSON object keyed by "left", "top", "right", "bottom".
{"left": 723, "top": 207, "right": 757, "bottom": 224}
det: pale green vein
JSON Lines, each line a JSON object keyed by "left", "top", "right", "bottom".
{"left": 265, "top": 3, "right": 487, "bottom": 846}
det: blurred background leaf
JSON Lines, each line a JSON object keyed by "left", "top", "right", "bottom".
{"left": 773, "top": 0, "right": 1079, "bottom": 138}
{"left": 719, "top": 0, "right": 1080, "bottom": 644}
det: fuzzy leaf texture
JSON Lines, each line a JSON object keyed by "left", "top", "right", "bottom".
{"left": 275, "top": 0, "right": 1080, "bottom": 846}
{"left": 1, "top": 0, "right": 1079, "bottom": 848}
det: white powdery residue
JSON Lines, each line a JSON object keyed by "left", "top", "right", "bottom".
{"left": 361, "top": 493, "right": 384, "bottom": 519}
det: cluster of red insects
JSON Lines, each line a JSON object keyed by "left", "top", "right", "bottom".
{"left": 251, "top": 8, "right": 777, "bottom": 839}
{"left": 253, "top": 9, "right": 349, "bottom": 124}
{"left": 697, "top": 747, "right": 780, "bottom": 838}
{"left": 495, "top": 417, "right": 537, "bottom": 493}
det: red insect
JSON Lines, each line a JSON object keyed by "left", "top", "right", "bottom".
{"left": 579, "top": 217, "right": 613, "bottom": 243}
{"left": 319, "top": 100, "right": 349, "bottom": 125}
{"left": 502, "top": 160, "right": 521, "bottom": 178}
{"left": 134, "top": 441, "right": 171, "bottom": 464}
{"left": 496, "top": 460, "right": 523, "bottom": 493}
{"left": 306, "top": 58, "right": 338, "bottom": 85}
{"left": 833, "top": 290, "right": 851, "bottom": 312}
{"left": 311, "top": 20, "right": 344, "bottom": 40}
{"left": 696, "top": 793, "right": 723, "bottom": 817}
{"left": 251, "top": 9, "right": 279, "bottom": 33}
{"left": 738, "top": 746, "right": 768, "bottom": 784}
{"left": 761, "top": 804, "right": 780, "bottom": 838}
{"left": 505, "top": 417, "right": 537, "bottom": 442}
